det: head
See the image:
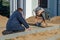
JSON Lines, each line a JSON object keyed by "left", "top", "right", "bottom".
{"left": 36, "top": 8, "right": 44, "bottom": 16}
{"left": 17, "top": 8, "right": 23, "bottom": 13}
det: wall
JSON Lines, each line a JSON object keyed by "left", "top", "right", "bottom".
{"left": 10, "top": 0, "right": 17, "bottom": 16}
{"left": 25, "top": 0, "right": 38, "bottom": 19}
{"left": 25, "top": 0, "right": 32, "bottom": 18}
{"left": 58, "top": 0, "right": 60, "bottom": 16}
{"left": 32, "top": 0, "right": 38, "bottom": 16}
{"left": 32, "top": 0, "right": 38, "bottom": 10}
{"left": 17, "top": 0, "right": 23, "bottom": 9}
{"left": 48, "top": 0, "right": 57, "bottom": 17}
{"left": 10, "top": 0, "right": 38, "bottom": 19}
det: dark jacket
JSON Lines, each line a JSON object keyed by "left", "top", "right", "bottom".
{"left": 6, "top": 10, "right": 29, "bottom": 31}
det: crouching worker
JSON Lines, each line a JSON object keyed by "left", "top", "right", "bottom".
{"left": 34, "top": 7, "right": 47, "bottom": 27}
{"left": 2, "top": 8, "right": 30, "bottom": 35}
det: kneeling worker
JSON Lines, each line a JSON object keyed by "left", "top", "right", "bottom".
{"left": 34, "top": 7, "right": 47, "bottom": 27}
{"left": 2, "top": 8, "right": 30, "bottom": 35}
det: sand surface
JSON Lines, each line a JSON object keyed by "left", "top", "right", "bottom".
{"left": 0, "top": 15, "right": 8, "bottom": 36}
{"left": 0, "top": 15, "right": 60, "bottom": 40}
{"left": 0, "top": 15, "right": 8, "bottom": 27}
{"left": 57, "top": 38, "right": 60, "bottom": 40}
{"left": 50, "top": 16, "right": 60, "bottom": 24}
{"left": 26, "top": 16, "right": 60, "bottom": 27}
{"left": 26, "top": 16, "right": 60, "bottom": 24}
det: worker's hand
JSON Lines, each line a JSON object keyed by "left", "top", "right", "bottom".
{"left": 26, "top": 28, "right": 31, "bottom": 31}
{"left": 41, "top": 22, "right": 47, "bottom": 28}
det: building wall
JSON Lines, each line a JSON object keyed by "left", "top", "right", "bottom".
{"left": 48, "top": 0, "right": 57, "bottom": 17}
{"left": 48, "top": 0, "right": 60, "bottom": 17}
{"left": 25, "top": 0, "right": 38, "bottom": 18}
{"left": 17, "top": 0, "right": 23, "bottom": 9}
{"left": 32, "top": 0, "right": 38, "bottom": 16}
{"left": 10, "top": 0, "right": 38, "bottom": 19}
{"left": 10, "top": 0, "right": 17, "bottom": 16}
{"left": 58, "top": 0, "right": 60, "bottom": 16}
{"left": 32, "top": 0, "right": 38, "bottom": 10}
{"left": 25, "top": 0, "right": 32, "bottom": 18}
{"left": 10, "top": 0, "right": 60, "bottom": 18}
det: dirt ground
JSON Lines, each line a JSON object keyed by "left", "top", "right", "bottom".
{"left": 0, "top": 15, "right": 8, "bottom": 36}
{"left": 0, "top": 15, "right": 8, "bottom": 27}
{"left": 26, "top": 16, "right": 60, "bottom": 24}
{"left": 57, "top": 38, "right": 60, "bottom": 40}
{"left": 0, "top": 15, "right": 60, "bottom": 40}
{"left": 26, "top": 16, "right": 60, "bottom": 27}
{"left": 0, "top": 15, "right": 60, "bottom": 28}
{"left": 50, "top": 16, "right": 60, "bottom": 24}
{"left": 0, "top": 28, "right": 5, "bottom": 36}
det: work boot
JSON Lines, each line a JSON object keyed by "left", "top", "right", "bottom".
{"left": 12, "top": 30, "right": 25, "bottom": 33}
{"left": 2, "top": 30, "right": 13, "bottom": 35}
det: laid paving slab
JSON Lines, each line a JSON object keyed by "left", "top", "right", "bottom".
{"left": 0, "top": 25, "right": 60, "bottom": 40}
{"left": 46, "top": 34, "right": 60, "bottom": 40}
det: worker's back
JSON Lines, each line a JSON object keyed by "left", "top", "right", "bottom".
{"left": 6, "top": 10, "right": 22, "bottom": 31}
{"left": 6, "top": 10, "right": 29, "bottom": 31}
